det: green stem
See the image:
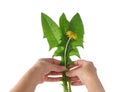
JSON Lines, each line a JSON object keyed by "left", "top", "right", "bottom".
{"left": 68, "top": 78, "right": 72, "bottom": 92}
{"left": 64, "top": 38, "right": 71, "bottom": 67}
{"left": 62, "top": 38, "right": 72, "bottom": 92}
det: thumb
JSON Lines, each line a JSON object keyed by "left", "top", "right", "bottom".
{"left": 66, "top": 67, "right": 80, "bottom": 77}
{"left": 66, "top": 70, "right": 76, "bottom": 77}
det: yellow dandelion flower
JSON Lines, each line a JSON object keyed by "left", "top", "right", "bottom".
{"left": 66, "top": 31, "right": 77, "bottom": 40}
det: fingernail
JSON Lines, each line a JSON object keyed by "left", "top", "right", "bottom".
{"left": 66, "top": 72, "right": 69, "bottom": 76}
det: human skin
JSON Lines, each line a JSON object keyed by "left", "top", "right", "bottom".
{"left": 10, "top": 58, "right": 105, "bottom": 92}
{"left": 66, "top": 60, "right": 105, "bottom": 92}
{"left": 10, "top": 58, "right": 66, "bottom": 92}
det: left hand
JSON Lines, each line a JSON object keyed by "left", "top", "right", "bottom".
{"left": 33, "top": 58, "right": 66, "bottom": 84}
{"left": 10, "top": 58, "right": 66, "bottom": 92}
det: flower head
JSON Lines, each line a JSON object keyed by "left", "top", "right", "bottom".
{"left": 66, "top": 31, "right": 77, "bottom": 40}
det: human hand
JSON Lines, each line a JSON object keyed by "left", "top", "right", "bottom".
{"left": 66, "top": 60, "right": 96, "bottom": 85}
{"left": 10, "top": 59, "right": 105, "bottom": 92}
{"left": 10, "top": 58, "right": 66, "bottom": 92}
{"left": 33, "top": 58, "right": 66, "bottom": 84}
{"left": 66, "top": 60, "right": 105, "bottom": 92}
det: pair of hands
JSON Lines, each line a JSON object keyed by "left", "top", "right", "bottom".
{"left": 10, "top": 58, "right": 105, "bottom": 92}
{"left": 34, "top": 58, "right": 96, "bottom": 86}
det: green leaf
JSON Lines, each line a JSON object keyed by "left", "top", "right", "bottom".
{"left": 66, "top": 57, "right": 73, "bottom": 65}
{"left": 68, "top": 13, "right": 84, "bottom": 47}
{"left": 41, "top": 13, "right": 62, "bottom": 50}
{"left": 53, "top": 46, "right": 64, "bottom": 57}
{"left": 59, "top": 13, "right": 69, "bottom": 34}
{"left": 69, "top": 47, "right": 80, "bottom": 58}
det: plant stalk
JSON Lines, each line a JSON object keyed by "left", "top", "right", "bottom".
{"left": 62, "top": 38, "right": 72, "bottom": 92}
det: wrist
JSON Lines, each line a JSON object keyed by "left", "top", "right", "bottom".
{"left": 10, "top": 66, "right": 43, "bottom": 92}
{"left": 84, "top": 74, "right": 105, "bottom": 92}
{"left": 31, "top": 64, "right": 45, "bottom": 84}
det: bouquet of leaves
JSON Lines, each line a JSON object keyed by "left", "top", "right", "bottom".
{"left": 41, "top": 12, "right": 84, "bottom": 92}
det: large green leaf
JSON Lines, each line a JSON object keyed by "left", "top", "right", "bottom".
{"left": 41, "top": 13, "right": 62, "bottom": 50}
{"left": 58, "top": 13, "right": 69, "bottom": 51}
{"left": 59, "top": 13, "right": 69, "bottom": 34}
{"left": 68, "top": 13, "right": 84, "bottom": 47}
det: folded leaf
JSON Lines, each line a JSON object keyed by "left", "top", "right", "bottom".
{"left": 68, "top": 13, "right": 84, "bottom": 47}
{"left": 41, "top": 13, "right": 62, "bottom": 50}
{"left": 59, "top": 13, "right": 69, "bottom": 34}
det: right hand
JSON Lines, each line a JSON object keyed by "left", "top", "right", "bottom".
{"left": 66, "top": 60, "right": 97, "bottom": 85}
{"left": 66, "top": 60, "right": 105, "bottom": 92}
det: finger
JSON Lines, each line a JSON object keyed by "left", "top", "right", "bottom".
{"left": 48, "top": 71, "right": 62, "bottom": 75}
{"left": 45, "top": 77, "right": 62, "bottom": 82}
{"left": 45, "top": 58, "right": 60, "bottom": 65}
{"left": 70, "top": 76, "right": 80, "bottom": 81}
{"left": 68, "top": 63, "right": 76, "bottom": 68}
{"left": 71, "top": 81, "right": 83, "bottom": 86}
{"left": 66, "top": 68, "right": 79, "bottom": 77}
{"left": 74, "top": 60, "right": 83, "bottom": 66}
{"left": 68, "top": 60, "right": 84, "bottom": 69}
{"left": 66, "top": 72, "right": 75, "bottom": 77}
{"left": 51, "top": 65, "right": 66, "bottom": 72}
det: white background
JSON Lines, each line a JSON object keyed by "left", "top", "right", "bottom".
{"left": 0, "top": 0, "right": 120, "bottom": 92}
